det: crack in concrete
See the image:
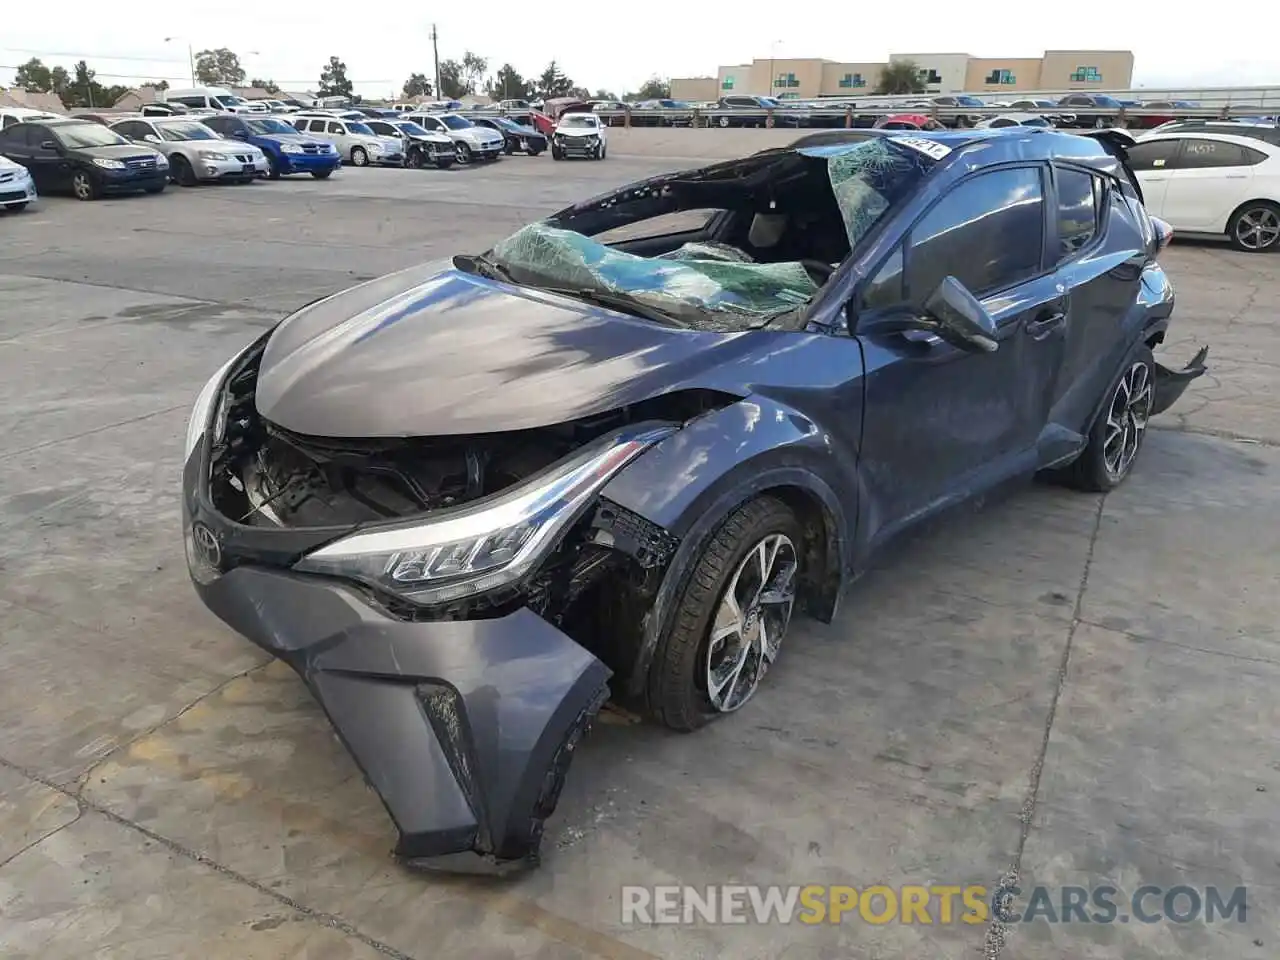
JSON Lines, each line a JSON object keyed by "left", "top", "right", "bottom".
{"left": 72, "top": 660, "right": 273, "bottom": 795}
{"left": 0, "top": 804, "right": 85, "bottom": 872}
{"left": 0, "top": 403, "right": 188, "bottom": 463}
{"left": 1148, "top": 423, "right": 1279, "bottom": 448}
{"left": 0, "top": 755, "right": 418, "bottom": 960}
{"left": 1077, "top": 619, "right": 1280, "bottom": 667}
{"left": 982, "top": 492, "right": 1107, "bottom": 960}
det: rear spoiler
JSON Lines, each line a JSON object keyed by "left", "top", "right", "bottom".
{"left": 1081, "top": 129, "right": 1144, "bottom": 204}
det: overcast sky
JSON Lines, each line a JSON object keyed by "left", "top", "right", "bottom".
{"left": 2, "top": 7, "right": 1276, "bottom": 99}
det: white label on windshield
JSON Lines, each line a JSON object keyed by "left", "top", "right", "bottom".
{"left": 895, "top": 136, "right": 952, "bottom": 160}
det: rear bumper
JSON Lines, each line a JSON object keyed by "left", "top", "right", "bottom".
{"left": 1151, "top": 345, "right": 1209, "bottom": 416}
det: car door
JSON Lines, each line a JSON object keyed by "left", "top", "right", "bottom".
{"left": 853, "top": 165, "right": 1065, "bottom": 543}
{"left": 328, "top": 120, "right": 350, "bottom": 152}
{"left": 1125, "top": 139, "right": 1181, "bottom": 217}
{"left": 22, "top": 124, "right": 71, "bottom": 190}
{"left": 1157, "top": 137, "right": 1264, "bottom": 230}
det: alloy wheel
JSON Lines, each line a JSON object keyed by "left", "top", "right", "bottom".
{"left": 1102, "top": 361, "right": 1153, "bottom": 481}
{"left": 72, "top": 173, "right": 93, "bottom": 200}
{"left": 1234, "top": 207, "right": 1280, "bottom": 251}
{"left": 351, "top": 147, "right": 368, "bottom": 167}
{"left": 704, "top": 533, "right": 798, "bottom": 713}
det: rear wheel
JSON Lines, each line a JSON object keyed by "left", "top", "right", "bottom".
{"left": 1228, "top": 201, "right": 1280, "bottom": 252}
{"left": 647, "top": 496, "right": 802, "bottom": 731}
{"left": 1055, "top": 345, "right": 1155, "bottom": 492}
{"left": 71, "top": 170, "right": 99, "bottom": 201}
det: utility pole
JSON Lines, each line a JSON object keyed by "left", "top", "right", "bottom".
{"left": 431, "top": 24, "right": 440, "bottom": 101}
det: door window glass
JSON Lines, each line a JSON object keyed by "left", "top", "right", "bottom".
{"left": 1055, "top": 167, "right": 1101, "bottom": 258}
{"left": 906, "top": 167, "right": 1045, "bottom": 299}
{"left": 1127, "top": 139, "right": 1180, "bottom": 170}
{"left": 1178, "top": 139, "right": 1255, "bottom": 168}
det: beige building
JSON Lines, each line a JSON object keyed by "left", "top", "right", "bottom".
{"left": 675, "top": 49, "right": 1134, "bottom": 99}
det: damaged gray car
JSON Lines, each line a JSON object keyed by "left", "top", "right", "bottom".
{"left": 184, "top": 128, "right": 1206, "bottom": 872}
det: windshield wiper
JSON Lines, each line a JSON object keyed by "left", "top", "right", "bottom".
{"left": 537, "top": 287, "right": 688, "bottom": 328}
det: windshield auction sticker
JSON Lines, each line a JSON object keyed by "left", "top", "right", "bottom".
{"left": 894, "top": 137, "right": 952, "bottom": 160}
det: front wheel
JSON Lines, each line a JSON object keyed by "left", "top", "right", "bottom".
{"left": 526, "top": 146, "right": 542, "bottom": 156}
{"left": 551, "top": 145, "right": 564, "bottom": 160}
{"left": 455, "top": 142, "right": 473, "bottom": 164}
{"left": 1228, "top": 201, "right": 1280, "bottom": 252}
{"left": 350, "top": 146, "right": 368, "bottom": 166}
{"left": 406, "top": 148, "right": 425, "bottom": 169}
{"left": 1055, "top": 345, "right": 1155, "bottom": 492}
{"left": 311, "top": 169, "right": 333, "bottom": 179}
{"left": 597, "top": 143, "right": 607, "bottom": 160}
{"left": 266, "top": 154, "right": 282, "bottom": 179}
{"left": 71, "top": 170, "right": 99, "bottom": 201}
{"left": 4, "top": 202, "right": 28, "bottom": 212}
{"left": 647, "top": 496, "right": 802, "bottom": 731}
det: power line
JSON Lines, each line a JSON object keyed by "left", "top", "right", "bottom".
{"left": 0, "top": 46, "right": 189, "bottom": 64}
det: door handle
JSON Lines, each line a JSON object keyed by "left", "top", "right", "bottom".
{"left": 1025, "top": 311, "right": 1065, "bottom": 339}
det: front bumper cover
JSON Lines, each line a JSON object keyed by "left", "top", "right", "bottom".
{"left": 193, "top": 563, "right": 610, "bottom": 871}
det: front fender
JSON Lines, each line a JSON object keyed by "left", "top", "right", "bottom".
{"left": 601, "top": 396, "right": 859, "bottom": 698}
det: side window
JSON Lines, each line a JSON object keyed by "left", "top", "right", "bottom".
{"left": 1055, "top": 167, "right": 1101, "bottom": 259}
{"left": 26, "top": 125, "right": 51, "bottom": 148}
{"left": 1, "top": 115, "right": 14, "bottom": 129}
{"left": 1178, "top": 139, "right": 1254, "bottom": 169}
{"left": 173, "top": 96, "right": 205, "bottom": 108}
{"left": 307, "top": 120, "right": 326, "bottom": 132}
{"left": 1127, "top": 139, "right": 1180, "bottom": 171}
{"left": 906, "top": 167, "right": 1045, "bottom": 300}
{"left": 328, "top": 121, "right": 345, "bottom": 134}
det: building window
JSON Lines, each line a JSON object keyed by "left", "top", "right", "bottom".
{"left": 721, "top": 76, "right": 734, "bottom": 90}
{"left": 917, "top": 68, "right": 943, "bottom": 85}
{"left": 838, "top": 73, "right": 867, "bottom": 89}
{"left": 1070, "top": 66, "right": 1102, "bottom": 82}
{"left": 984, "top": 69, "right": 1016, "bottom": 85}
{"left": 773, "top": 73, "right": 800, "bottom": 89}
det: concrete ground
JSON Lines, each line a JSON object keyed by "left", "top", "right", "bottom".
{"left": 0, "top": 145, "right": 1276, "bottom": 960}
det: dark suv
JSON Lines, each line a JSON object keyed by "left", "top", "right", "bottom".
{"left": 0, "top": 119, "right": 169, "bottom": 200}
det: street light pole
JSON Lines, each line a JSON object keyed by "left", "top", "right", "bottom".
{"left": 164, "top": 37, "right": 195, "bottom": 85}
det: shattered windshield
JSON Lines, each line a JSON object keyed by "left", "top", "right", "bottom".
{"left": 486, "top": 138, "right": 934, "bottom": 331}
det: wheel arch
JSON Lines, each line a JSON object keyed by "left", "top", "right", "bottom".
{"left": 1223, "top": 196, "right": 1280, "bottom": 236}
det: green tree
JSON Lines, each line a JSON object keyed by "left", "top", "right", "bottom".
{"left": 633, "top": 76, "right": 671, "bottom": 101}
{"left": 402, "top": 73, "right": 432, "bottom": 98}
{"left": 535, "top": 60, "right": 574, "bottom": 100}
{"left": 437, "top": 60, "right": 466, "bottom": 99}
{"left": 487, "top": 64, "right": 530, "bottom": 101}
{"left": 250, "top": 77, "right": 279, "bottom": 94}
{"left": 461, "top": 51, "right": 488, "bottom": 95}
{"left": 14, "top": 58, "right": 70, "bottom": 97}
{"left": 318, "top": 57, "right": 354, "bottom": 98}
{"left": 60, "top": 60, "right": 126, "bottom": 108}
{"left": 874, "top": 60, "right": 926, "bottom": 95}
{"left": 593, "top": 88, "right": 619, "bottom": 101}
{"left": 194, "top": 48, "right": 246, "bottom": 86}
{"left": 148, "top": 79, "right": 170, "bottom": 92}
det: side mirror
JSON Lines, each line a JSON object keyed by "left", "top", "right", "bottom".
{"left": 921, "top": 277, "right": 998, "bottom": 352}
{"left": 145, "top": 134, "right": 161, "bottom": 143}
{"left": 40, "top": 139, "right": 58, "bottom": 151}
{"left": 856, "top": 276, "right": 998, "bottom": 353}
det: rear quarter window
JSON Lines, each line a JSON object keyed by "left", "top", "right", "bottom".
{"left": 1055, "top": 167, "right": 1103, "bottom": 259}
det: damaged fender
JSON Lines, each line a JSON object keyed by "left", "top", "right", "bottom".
{"left": 192, "top": 565, "right": 610, "bottom": 872}
{"left": 600, "top": 395, "right": 858, "bottom": 698}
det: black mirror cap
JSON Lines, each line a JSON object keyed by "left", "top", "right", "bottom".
{"left": 923, "top": 277, "right": 999, "bottom": 353}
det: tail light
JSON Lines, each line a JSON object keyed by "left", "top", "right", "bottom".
{"left": 1151, "top": 216, "right": 1174, "bottom": 253}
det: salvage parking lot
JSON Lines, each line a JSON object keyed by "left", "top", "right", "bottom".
{"left": 1, "top": 149, "right": 1277, "bottom": 959}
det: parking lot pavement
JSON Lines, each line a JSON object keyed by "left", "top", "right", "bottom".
{"left": 0, "top": 166, "right": 1275, "bottom": 959}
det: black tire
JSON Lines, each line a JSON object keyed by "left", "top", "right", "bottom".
{"left": 717, "top": 115, "right": 730, "bottom": 128}
{"left": 406, "top": 148, "right": 425, "bottom": 169}
{"left": 311, "top": 169, "right": 333, "bottom": 179}
{"left": 504, "top": 141, "right": 515, "bottom": 155}
{"left": 350, "top": 146, "right": 368, "bottom": 166}
{"left": 71, "top": 170, "right": 100, "bottom": 201}
{"left": 172, "top": 155, "right": 197, "bottom": 187}
{"left": 1053, "top": 344, "right": 1156, "bottom": 492}
{"left": 526, "top": 146, "right": 542, "bottom": 156}
{"left": 1227, "top": 200, "right": 1280, "bottom": 253}
{"left": 597, "top": 143, "right": 607, "bottom": 160}
{"left": 551, "top": 145, "right": 564, "bottom": 160}
{"left": 434, "top": 157, "right": 455, "bottom": 170}
{"left": 647, "top": 496, "right": 803, "bottom": 731}
{"left": 266, "top": 154, "right": 282, "bottom": 179}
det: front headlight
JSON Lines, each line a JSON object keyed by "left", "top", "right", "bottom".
{"left": 280, "top": 143, "right": 303, "bottom": 154}
{"left": 92, "top": 158, "right": 125, "bottom": 170}
{"left": 155, "top": 155, "right": 169, "bottom": 167}
{"left": 199, "top": 151, "right": 229, "bottom": 162}
{"left": 294, "top": 424, "right": 675, "bottom": 606}
{"left": 184, "top": 350, "right": 249, "bottom": 460}
{"left": 366, "top": 142, "right": 383, "bottom": 153}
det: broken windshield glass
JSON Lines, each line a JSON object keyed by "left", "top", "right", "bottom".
{"left": 823, "top": 137, "right": 937, "bottom": 248}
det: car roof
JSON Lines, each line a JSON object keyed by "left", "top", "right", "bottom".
{"left": 792, "top": 126, "right": 1129, "bottom": 170}
{"left": 1138, "top": 130, "right": 1279, "bottom": 151}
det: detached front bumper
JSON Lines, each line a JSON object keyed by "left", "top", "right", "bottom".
{"left": 183, "top": 442, "right": 611, "bottom": 871}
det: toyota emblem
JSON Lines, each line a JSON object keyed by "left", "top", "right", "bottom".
{"left": 191, "top": 522, "right": 221, "bottom": 567}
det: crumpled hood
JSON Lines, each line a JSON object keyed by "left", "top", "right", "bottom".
{"left": 255, "top": 262, "right": 752, "bottom": 438}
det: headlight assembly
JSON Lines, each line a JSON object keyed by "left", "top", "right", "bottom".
{"left": 184, "top": 345, "right": 255, "bottom": 460}
{"left": 281, "top": 143, "right": 303, "bottom": 154}
{"left": 199, "top": 151, "right": 230, "bottom": 162}
{"left": 294, "top": 424, "right": 675, "bottom": 606}
{"left": 92, "top": 158, "right": 125, "bottom": 170}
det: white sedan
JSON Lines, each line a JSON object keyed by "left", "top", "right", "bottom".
{"left": 974, "top": 112, "right": 1052, "bottom": 129}
{"left": 0, "top": 154, "right": 37, "bottom": 211}
{"left": 1131, "top": 130, "right": 1280, "bottom": 252}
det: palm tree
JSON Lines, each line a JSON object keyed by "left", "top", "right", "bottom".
{"left": 876, "top": 60, "right": 926, "bottom": 95}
